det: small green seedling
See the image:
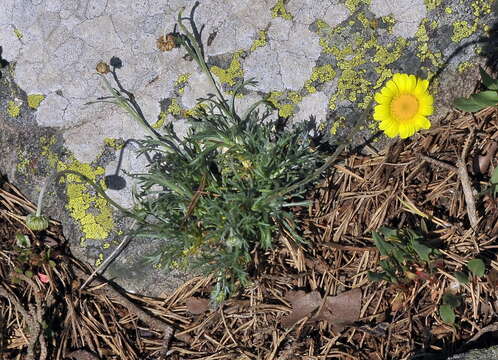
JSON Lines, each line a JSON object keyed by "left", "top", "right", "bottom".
{"left": 454, "top": 67, "right": 498, "bottom": 112}
{"left": 368, "top": 227, "right": 440, "bottom": 284}
{"left": 439, "top": 293, "right": 461, "bottom": 324}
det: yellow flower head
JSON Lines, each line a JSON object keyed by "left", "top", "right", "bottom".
{"left": 373, "top": 73, "right": 433, "bottom": 138}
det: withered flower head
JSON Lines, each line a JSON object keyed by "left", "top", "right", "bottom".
{"left": 157, "top": 33, "right": 177, "bottom": 52}
{"left": 96, "top": 61, "right": 110, "bottom": 74}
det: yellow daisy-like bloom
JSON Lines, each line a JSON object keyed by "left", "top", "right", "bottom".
{"left": 373, "top": 73, "right": 433, "bottom": 139}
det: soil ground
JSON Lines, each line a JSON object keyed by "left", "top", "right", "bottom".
{"left": 1, "top": 105, "right": 498, "bottom": 359}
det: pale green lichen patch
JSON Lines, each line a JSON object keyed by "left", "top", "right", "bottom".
{"left": 211, "top": 51, "right": 244, "bottom": 86}
{"left": 271, "top": 0, "right": 293, "bottom": 20}
{"left": 57, "top": 158, "right": 115, "bottom": 243}
{"left": 7, "top": 100, "right": 21, "bottom": 117}
{"left": 305, "top": 64, "right": 336, "bottom": 94}
{"left": 27, "top": 94, "right": 45, "bottom": 109}
{"left": 250, "top": 30, "right": 268, "bottom": 52}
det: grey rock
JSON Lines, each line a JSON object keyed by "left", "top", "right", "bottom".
{"left": 0, "top": 0, "right": 496, "bottom": 297}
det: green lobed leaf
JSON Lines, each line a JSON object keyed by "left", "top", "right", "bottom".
{"left": 454, "top": 271, "right": 469, "bottom": 284}
{"left": 442, "top": 293, "right": 461, "bottom": 308}
{"left": 479, "top": 66, "right": 498, "bottom": 91}
{"left": 410, "top": 238, "right": 432, "bottom": 262}
{"left": 372, "top": 231, "right": 394, "bottom": 257}
{"left": 470, "top": 90, "right": 498, "bottom": 107}
{"left": 454, "top": 97, "right": 486, "bottom": 112}
{"left": 439, "top": 304, "right": 456, "bottom": 324}
{"left": 467, "top": 258, "right": 485, "bottom": 277}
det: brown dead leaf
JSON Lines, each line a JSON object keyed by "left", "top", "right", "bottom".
{"left": 314, "top": 288, "right": 362, "bottom": 331}
{"left": 281, "top": 290, "right": 322, "bottom": 327}
{"left": 186, "top": 297, "right": 210, "bottom": 315}
{"left": 476, "top": 140, "right": 498, "bottom": 174}
{"left": 487, "top": 268, "right": 498, "bottom": 290}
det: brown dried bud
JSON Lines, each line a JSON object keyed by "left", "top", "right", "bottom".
{"left": 156, "top": 33, "right": 176, "bottom": 52}
{"left": 96, "top": 61, "right": 110, "bottom": 74}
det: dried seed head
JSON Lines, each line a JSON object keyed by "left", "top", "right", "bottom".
{"left": 157, "top": 33, "right": 176, "bottom": 52}
{"left": 96, "top": 61, "right": 110, "bottom": 74}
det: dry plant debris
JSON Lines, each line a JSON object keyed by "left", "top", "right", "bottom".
{"left": 1, "top": 106, "right": 498, "bottom": 359}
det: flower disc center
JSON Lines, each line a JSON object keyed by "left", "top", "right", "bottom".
{"left": 390, "top": 94, "right": 419, "bottom": 121}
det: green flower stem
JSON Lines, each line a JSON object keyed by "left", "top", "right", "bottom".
{"left": 36, "top": 169, "right": 135, "bottom": 219}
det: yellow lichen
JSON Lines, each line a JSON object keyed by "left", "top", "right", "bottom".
{"left": 305, "top": 64, "right": 336, "bottom": 94}
{"left": 330, "top": 117, "right": 345, "bottom": 135}
{"left": 7, "top": 100, "right": 21, "bottom": 117}
{"left": 424, "top": 0, "right": 443, "bottom": 10}
{"left": 152, "top": 111, "right": 167, "bottom": 129}
{"left": 271, "top": 0, "right": 293, "bottom": 20}
{"left": 175, "top": 73, "right": 191, "bottom": 94}
{"left": 103, "top": 137, "right": 124, "bottom": 150}
{"left": 13, "top": 28, "right": 23, "bottom": 39}
{"left": 57, "top": 158, "right": 115, "bottom": 242}
{"left": 167, "top": 98, "right": 182, "bottom": 116}
{"left": 344, "top": 0, "right": 371, "bottom": 13}
{"left": 445, "top": 7, "right": 453, "bottom": 14}
{"left": 457, "top": 61, "right": 474, "bottom": 73}
{"left": 250, "top": 30, "right": 268, "bottom": 52}
{"left": 267, "top": 91, "right": 297, "bottom": 117}
{"left": 27, "top": 94, "right": 45, "bottom": 109}
{"left": 451, "top": 20, "right": 477, "bottom": 42}
{"left": 211, "top": 51, "right": 244, "bottom": 86}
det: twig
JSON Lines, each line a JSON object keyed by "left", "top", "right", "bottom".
{"left": 465, "top": 322, "right": 498, "bottom": 344}
{"left": 457, "top": 159, "right": 479, "bottom": 229}
{"left": 74, "top": 268, "right": 174, "bottom": 353}
{"left": 80, "top": 219, "right": 137, "bottom": 291}
{"left": 418, "top": 154, "right": 457, "bottom": 172}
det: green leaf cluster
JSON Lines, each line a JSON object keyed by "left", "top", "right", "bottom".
{"left": 454, "top": 67, "right": 498, "bottom": 112}
{"left": 123, "top": 5, "right": 324, "bottom": 303}
{"left": 368, "top": 227, "right": 440, "bottom": 284}
{"left": 439, "top": 293, "right": 461, "bottom": 324}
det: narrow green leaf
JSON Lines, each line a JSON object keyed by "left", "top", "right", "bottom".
{"left": 439, "top": 304, "right": 455, "bottom": 324}
{"left": 467, "top": 258, "right": 485, "bottom": 277}
{"left": 479, "top": 66, "right": 498, "bottom": 90}
{"left": 454, "top": 97, "right": 485, "bottom": 112}
{"left": 454, "top": 271, "right": 469, "bottom": 284}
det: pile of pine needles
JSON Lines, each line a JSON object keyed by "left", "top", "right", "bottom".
{"left": 1, "top": 105, "right": 498, "bottom": 359}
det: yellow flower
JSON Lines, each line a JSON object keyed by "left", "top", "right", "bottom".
{"left": 373, "top": 73, "right": 433, "bottom": 138}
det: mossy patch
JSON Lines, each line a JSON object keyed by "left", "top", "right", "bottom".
{"left": 451, "top": 21, "right": 477, "bottom": 42}
{"left": 103, "top": 137, "right": 124, "bottom": 150}
{"left": 211, "top": 51, "right": 244, "bottom": 86}
{"left": 175, "top": 73, "right": 191, "bottom": 94}
{"left": 27, "top": 94, "right": 45, "bottom": 109}
{"left": 13, "top": 28, "right": 23, "bottom": 39}
{"left": 267, "top": 91, "right": 300, "bottom": 117}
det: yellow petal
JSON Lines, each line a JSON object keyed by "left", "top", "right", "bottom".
{"left": 373, "top": 104, "right": 390, "bottom": 121}
{"left": 414, "top": 115, "right": 431, "bottom": 130}
{"left": 399, "top": 122, "right": 415, "bottom": 138}
{"left": 406, "top": 75, "right": 417, "bottom": 92}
